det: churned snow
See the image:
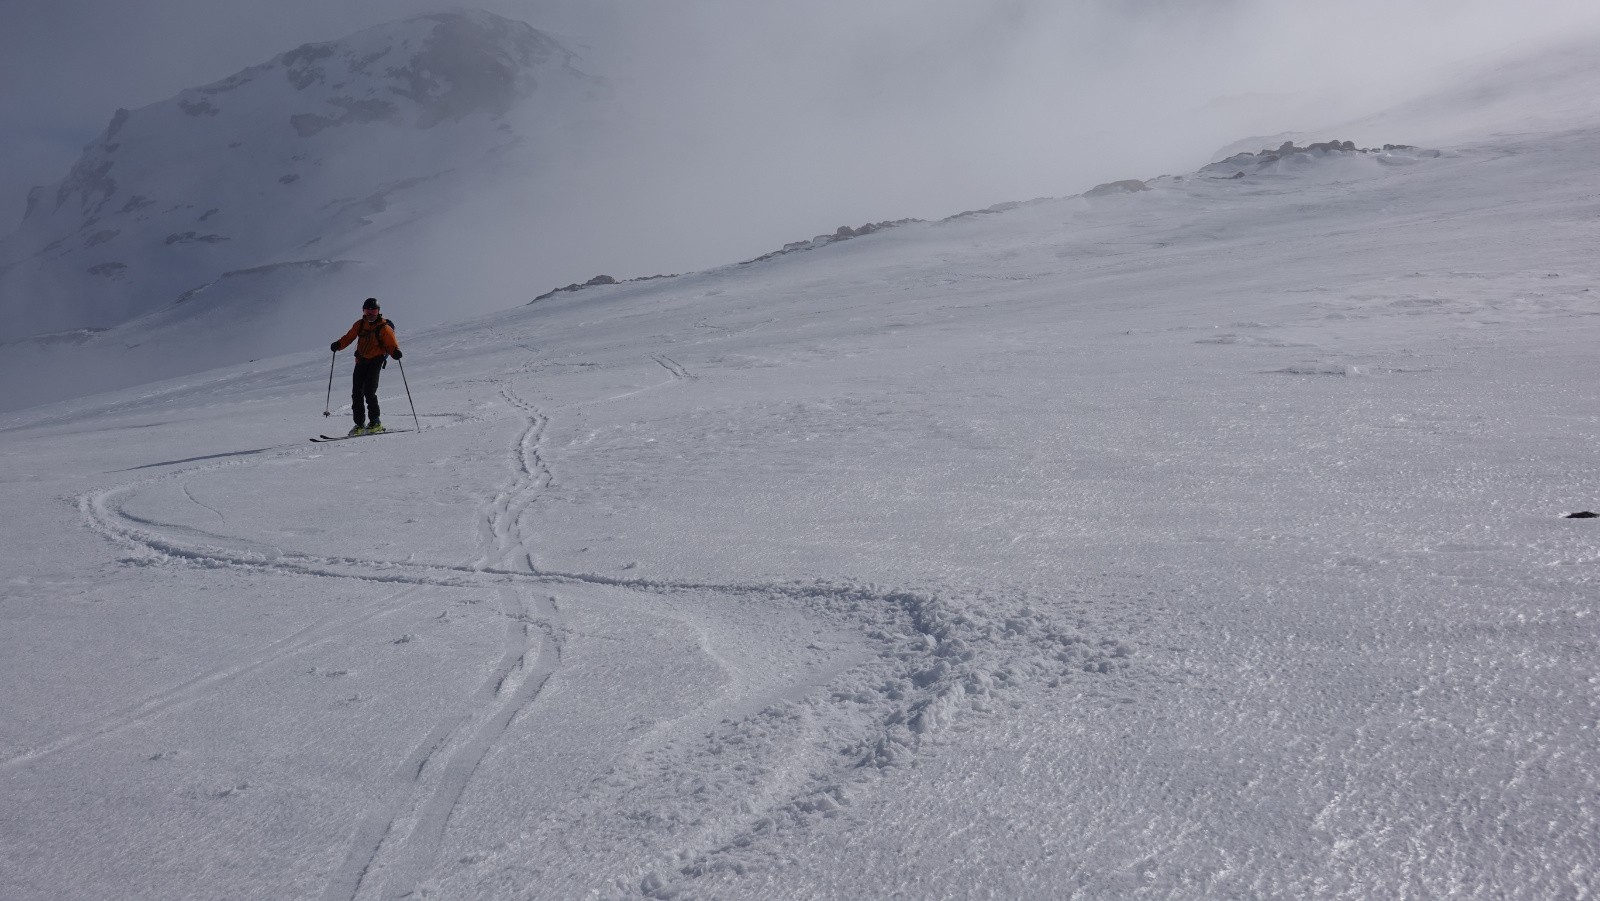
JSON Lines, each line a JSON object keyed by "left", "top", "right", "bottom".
{"left": 4, "top": 40, "right": 1600, "bottom": 901}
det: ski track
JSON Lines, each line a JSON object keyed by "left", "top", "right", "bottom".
{"left": 326, "top": 588, "right": 561, "bottom": 901}
{"left": 475, "top": 387, "right": 552, "bottom": 573}
{"left": 651, "top": 354, "right": 694, "bottom": 382}
{"left": 332, "top": 382, "right": 567, "bottom": 901}
{"left": 550, "top": 353, "right": 692, "bottom": 412}
{"left": 0, "top": 579, "right": 432, "bottom": 772}
{"left": 39, "top": 355, "right": 1135, "bottom": 898}
{"left": 182, "top": 481, "right": 227, "bottom": 524}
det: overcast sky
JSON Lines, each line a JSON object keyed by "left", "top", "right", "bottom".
{"left": 5, "top": 0, "right": 1600, "bottom": 248}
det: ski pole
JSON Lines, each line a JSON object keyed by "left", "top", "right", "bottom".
{"left": 323, "top": 351, "right": 336, "bottom": 417}
{"left": 396, "top": 357, "right": 420, "bottom": 432}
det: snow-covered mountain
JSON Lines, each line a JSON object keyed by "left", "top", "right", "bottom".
{"left": 0, "top": 10, "right": 603, "bottom": 409}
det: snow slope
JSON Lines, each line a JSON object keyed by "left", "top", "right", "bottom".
{"left": 4, "top": 42, "right": 1600, "bottom": 901}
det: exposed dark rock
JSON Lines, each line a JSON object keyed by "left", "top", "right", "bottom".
{"left": 946, "top": 203, "right": 1015, "bottom": 221}
{"left": 279, "top": 174, "right": 301, "bottom": 185}
{"left": 87, "top": 262, "right": 127, "bottom": 278}
{"left": 282, "top": 43, "right": 337, "bottom": 67}
{"left": 54, "top": 159, "right": 116, "bottom": 215}
{"left": 741, "top": 219, "right": 918, "bottom": 265}
{"left": 179, "top": 98, "right": 220, "bottom": 117}
{"left": 290, "top": 98, "right": 403, "bottom": 137}
{"left": 105, "top": 108, "right": 130, "bottom": 142}
{"left": 197, "top": 71, "right": 256, "bottom": 95}
{"left": 23, "top": 186, "right": 44, "bottom": 222}
{"left": 85, "top": 229, "right": 119, "bottom": 248}
{"left": 164, "top": 232, "right": 230, "bottom": 245}
{"left": 531, "top": 272, "right": 677, "bottom": 303}
{"left": 349, "top": 48, "right": 393, "bottom": 75}
{"left": 119, "top": 195, "right": 155, "bottom": 214}
{"left": 1203, "top": 139, "right": 1439, "bottom": 179}
{"left": 283, "top": 43, "right": 337, "bottom": 90}
{"left": 1085, "top": 179, "right": 1149, "bottom": 198}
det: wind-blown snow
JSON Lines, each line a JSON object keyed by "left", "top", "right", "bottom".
{"left": 3, "top": 38, "right": 1600, "bottom": 901}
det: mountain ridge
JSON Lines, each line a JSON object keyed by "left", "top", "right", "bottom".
{"left": 0, "top": 9, "right": 601, "bottom": 342}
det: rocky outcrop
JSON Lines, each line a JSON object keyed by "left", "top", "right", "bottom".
{"left": 740, "top": 219, "right": 921, "bottom": 265}
{"left": 289, "top": 99, "right": 403, "bottom": 137}
{"left": 529, "top": 218, "right": 919, "bottom": 302}
{"left": 1202, "top": 140, "right": 1440, "bottom": 179}
{"left": 1084, "top": 179, "right": 1149, "bottom": 198}
{"left": 532, "top": 272, "right": 677, "bottom": 303}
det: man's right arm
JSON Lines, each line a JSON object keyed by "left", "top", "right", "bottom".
{"left": 330, "top": 322, "right": 359, "bottom": 351}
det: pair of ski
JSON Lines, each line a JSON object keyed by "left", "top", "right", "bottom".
{"left": 310, "top": 429, "right": 410, "bottom": 443}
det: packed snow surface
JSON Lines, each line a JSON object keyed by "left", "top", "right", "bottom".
{"left": 4, "top": 118, "right": 1600, "bottom": 900}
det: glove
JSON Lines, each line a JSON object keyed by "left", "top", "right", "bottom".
{"left": 390, "top": 349, "right": 402, "bottom": 360}
{"left": 330, "top": 341, "right": 340, "bottom": 353}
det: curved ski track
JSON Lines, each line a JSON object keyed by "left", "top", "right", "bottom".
{"left": 323, "top": 588, "right": 561, "bottom": 901}
{"left": 23, "top": 355, "right": 1130, "bottom": 899}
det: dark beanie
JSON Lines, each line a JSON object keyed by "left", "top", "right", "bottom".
{"left": 363, "top": 297, "right": 380, "bottom": 310}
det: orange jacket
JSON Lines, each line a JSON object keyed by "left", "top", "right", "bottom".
{"left": 335, "top": 317, "right": 400, "bottom": 360}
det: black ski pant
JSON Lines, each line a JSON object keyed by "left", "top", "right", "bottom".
{"left": 351, "top": 356, "right": 384, "bottom": 426}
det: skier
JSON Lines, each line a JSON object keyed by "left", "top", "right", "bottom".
{"left": 330, "top": 297, "right": 402, "bottom": 435}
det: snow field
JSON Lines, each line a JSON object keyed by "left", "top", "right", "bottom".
{"left": 4, "top": 342, "right": 1137, "bottom": 898}
{"left": 3, "top": 121, "right": 1600, "bottom": 898}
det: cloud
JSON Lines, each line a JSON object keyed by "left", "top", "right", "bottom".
{"left": 5, "top": 0, "right": 1600, "bottom": 268}
{"left": 526, "top": 0, "right": 1600, "bottom": 242}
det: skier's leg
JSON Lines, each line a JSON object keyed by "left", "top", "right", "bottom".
{"left": 350, "top": 364, "right": 366, "bottom": 426}
{"left": 366, "top": 364, "right": 383, "bottom": 425}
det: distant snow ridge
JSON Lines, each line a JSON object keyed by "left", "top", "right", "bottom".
{"left": 526, "top": 220, "right": 923, "bottom": 303}
{"left": 532, "top": 272, "right": 680, "bottom": 303}
{"left": 0, "top": 9, "right": 602, "bottom": 341}
{"left": 533, "top": 138, "right": 1443, "bottom": 304}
